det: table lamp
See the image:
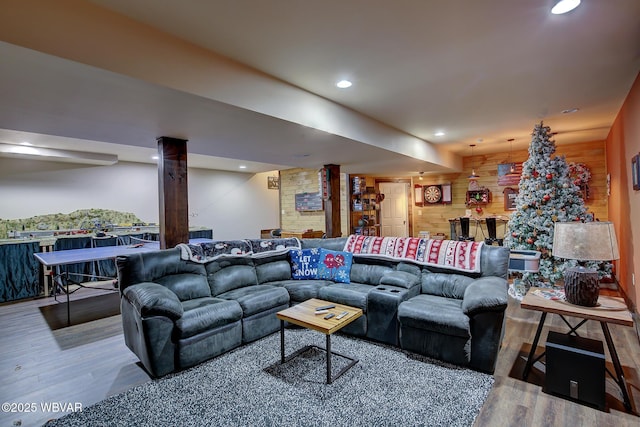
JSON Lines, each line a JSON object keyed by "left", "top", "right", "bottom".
{"left": 552, "top": 222, "right": 619, "bottom": 306}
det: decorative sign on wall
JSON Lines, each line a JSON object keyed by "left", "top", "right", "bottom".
{"left": 319, "top": 167, "right": 331, "bottom": 199}
{"left": 503, "top": 187, "right": 518, "bottom": 210}
{"left": 295, "top": 192, "right": 324, "bottom": 211}
{"left": 497, "top": 163, "right": 522, "bottom": 186}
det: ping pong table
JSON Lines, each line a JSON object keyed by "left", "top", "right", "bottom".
{"left": 34, "top": 238, "right": 212, "bottom": 326}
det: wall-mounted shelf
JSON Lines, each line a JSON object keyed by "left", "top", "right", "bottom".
{"left": 466, "top": 189, "right": 491, "bottom": 206}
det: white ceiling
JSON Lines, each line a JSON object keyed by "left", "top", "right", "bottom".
{"left": 1, "top": 0, "right": 639, "bottom": 175}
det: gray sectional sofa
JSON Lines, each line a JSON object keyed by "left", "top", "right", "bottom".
{"left": 116, "top": 237, "right": 509, "bottom": 378}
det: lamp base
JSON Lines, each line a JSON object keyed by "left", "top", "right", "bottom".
{"left": 564, "top": 267, "right": 599, "bottom": 307}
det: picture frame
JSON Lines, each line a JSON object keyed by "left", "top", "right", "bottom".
{"left": 503, "top": 187, "right": 518, "bottom": 210}
{"left": 267, "top": 176, "right": 279, "bottom": 190}
{"left": 633, "top": 154, "right": 640, "bottom": 191}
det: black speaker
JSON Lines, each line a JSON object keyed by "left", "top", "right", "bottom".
{"left": 544, "top": 331, "right": 605, "bottom": 410}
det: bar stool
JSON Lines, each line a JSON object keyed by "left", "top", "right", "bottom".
{"left": 457, "top": 217, "right": 475, "bottom": 242}
{"left": 484, "top": 217, "right": 503, "bottom": 246}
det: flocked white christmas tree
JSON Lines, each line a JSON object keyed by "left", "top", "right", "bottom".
{"left": 506, "top": 122, "right": 594, "bottom": 285}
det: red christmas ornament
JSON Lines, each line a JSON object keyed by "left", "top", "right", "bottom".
{"left": 546, "top": 173, "right": 553, "bottom": 180}
{"left": 532, "top": 170, "right": 539, "bottom": 178}
{"left": 543, "top": 194, "right": 551, "bottom": 202}
{"left": 526, "top": 237, "right": 534, "bottom": 244}
{"left": 511, "top": 232, "right": 518, "bottom": 238}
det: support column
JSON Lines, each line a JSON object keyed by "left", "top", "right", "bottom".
{"left": 323, "top": 164, "right": 341, "bottom": 238}
{"left": 157, "top": 137, "right": 189, "bottom": 249}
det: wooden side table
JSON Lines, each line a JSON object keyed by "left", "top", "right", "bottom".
{"left": 520, "top": 287, "right": 633, "bottom": 411}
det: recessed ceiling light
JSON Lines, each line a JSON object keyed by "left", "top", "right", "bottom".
{"left": 336, "top": 80, "right": 352, "bottom": 89}
{"left": 551, "top": 0, "right": 581, "bottom": 15}
{"left": 434, "top": 131, "right": 445, "bottom": 137}
{"left": 561, "top": 107, "right": 580, "bottom": 114}
{"left": 239, "top": 165, "right": 247, "bottom": 169}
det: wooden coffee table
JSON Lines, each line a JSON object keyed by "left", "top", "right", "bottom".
{"left": 276, "top": 298, "right": 363, "bottom": 384}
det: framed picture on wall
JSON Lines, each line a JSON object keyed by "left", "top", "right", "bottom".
{"left": 267, "top": 176, "right": 279, "bottom": 190}
{"left": 503, "top": 187, "right": 518, "bottom": 210}
{"left": 633, "top": 154, "right": 640, "bottom": 191}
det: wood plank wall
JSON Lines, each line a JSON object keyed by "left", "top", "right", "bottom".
{"left": 280, "top": 140, "right": 606, "bottom": 240}
{"left": 412, "top": 140, "right": 607, "bottom": 239}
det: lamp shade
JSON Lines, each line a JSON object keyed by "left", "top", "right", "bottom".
{"left": 552, "top": 222, "right": 619, "bottom": 261}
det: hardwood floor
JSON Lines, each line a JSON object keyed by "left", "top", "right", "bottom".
{"left": 0, "top": 288, "right": 638, "bottom": 427}
{"left": 475, "top": 289, "right": 640, "bottom": 427}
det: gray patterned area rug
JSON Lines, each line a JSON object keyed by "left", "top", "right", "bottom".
{"left": 45, "top": 329, "right": 494, "bottom": 427}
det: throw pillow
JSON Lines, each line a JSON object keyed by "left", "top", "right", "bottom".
{"left": 317, "top": 248, "right": 353, "bottom": 283}
{"left": 289, "top": 248, "right": 320, "bottom": 280}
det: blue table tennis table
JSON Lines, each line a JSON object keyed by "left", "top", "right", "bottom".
{"left": 34, "top": 238, "right": 212, "bottom": 326}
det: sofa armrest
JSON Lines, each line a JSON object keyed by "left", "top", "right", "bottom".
{"left": 123, "top": 282, "right": 184, "bottom": 320}
{"left": 379, "top": 270, "right": 420, "bottom": 289}
{"left": 462, "top": 277, "right": 508, "bottom": 315}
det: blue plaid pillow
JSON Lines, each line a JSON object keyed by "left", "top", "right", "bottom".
{"left": 317, "top": 248, "right": 353, "bottom": 284}
{"left": 289, "top": 248, "right": 320, "bottom": 280}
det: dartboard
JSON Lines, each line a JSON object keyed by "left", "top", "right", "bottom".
{"left": 424, "top": 185, "right": 442, "bottom": 204}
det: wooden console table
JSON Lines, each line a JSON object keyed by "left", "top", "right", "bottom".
{"left": 280, "top": 230, "right": 325, "bottom": 239}
{"left": 521, "top": 287, "right": 633, "bottom": 411}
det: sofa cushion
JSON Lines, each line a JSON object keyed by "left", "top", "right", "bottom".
{"left": 420, "top": 272, "right": 474, "bottom": 299}
{"left": 117, "top": 248, "right": 206, "bottom": 292}
{"left": 318, "top": 282, "right": 372, "bottom": 311}
{"left": 208, "top": 264, "right": 258, "bottom": 296}
{"left": 398, "top": 294, "right": 470, "bottom": 338}
{"left": 317, "top": 249, "right": 353, "bottom": 283}
{"left": 255, "top": 260, "right": 292, "bottom": 283}
{"left": 271, "top": 279, "right": 332, "bottom": 302}
{"left": 396, "top": 262, "right": 422, "bottom": 277}
{"left": 300, "top": 237, "right": 349, "bottom": 251}
{"left": 350, "top": 263, "right": 394, "bottom": 286}
{"left": 289, "top": 248, "right": 321, "bottom": 279}
{"left": 379, "top": 270, "right": 420, "bottom": 289}
{"left": 155, "top": 273, "right": 211, "bottom": 302}
{"left": 218, "top": 285, "right": 290, "bottom": 317}
{"left": 479, "top": 245, "right": 510, "bottom": 279}
{"left": 175, "top": 297, "right": 243, "bottom": 339}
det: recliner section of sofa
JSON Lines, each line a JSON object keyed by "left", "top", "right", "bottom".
{"left": 117, "top": 238, "right": 509, "bottom": 378}
{"left": 118, "top": 248, "right": 244, "bottom": 377}
{"left": 397, "top": 246, "right": 509, "bottom": 373}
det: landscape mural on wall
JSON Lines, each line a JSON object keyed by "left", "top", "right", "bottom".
{"left": 0, "top": 209, "right": 143, "bottom": 239}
